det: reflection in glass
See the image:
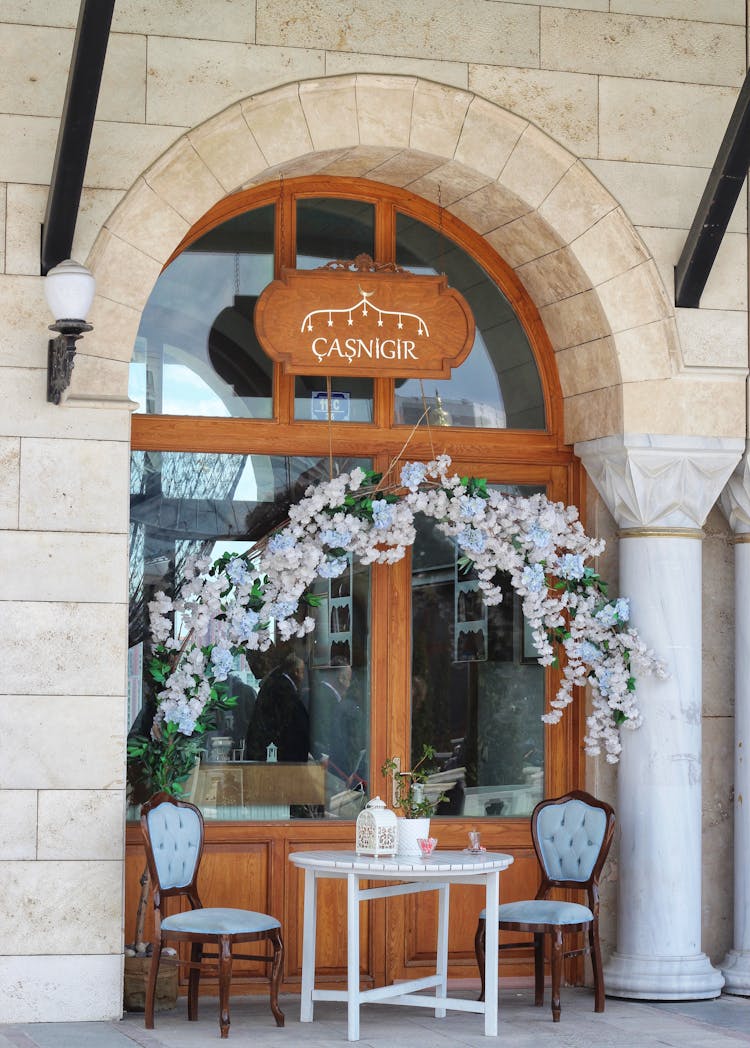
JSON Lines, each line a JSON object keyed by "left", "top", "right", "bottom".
{"left": 395, "top": 214, "right": 546, "bottom": 430}
{"left": 410, "top": 486, "right": 545, "bottom": 819}
{"left": 128, "top": 452, "right": 371, "bottom": 821}
{"left": 129, "top": 206, "right": 275, "bottom": 418}
{"left": 294, "top": 198, "right": 375, "bottom": 422}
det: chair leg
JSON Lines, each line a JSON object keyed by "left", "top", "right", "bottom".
{"left": 144, "top": 940, "right": 162, "bottom": 1030}
{"left": 550, "top": 928, "right": 563, "bottom": 1022}
{"left": 589, "top": 919, "right": 605, "bottom": 1013}
{"left": 269, "top": 928, "right": 285, "bottom": 1027}
{"left": 188, "top": 942, "right": 203, "bottom": 1021}
{"left": 533, "top": 933, "right": 545, "bottom": 1007}
{"left": 474, "top": 919, "right": 486, "bottom": 1003}
{"left": 218, "top": 936, "right": 232, "bottom": 1039}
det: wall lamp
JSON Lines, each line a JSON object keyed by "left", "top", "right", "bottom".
{"left": 44, "top": 259, "right": 95, "bottom": 404}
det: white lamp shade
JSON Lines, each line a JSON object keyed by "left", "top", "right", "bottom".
{"left": 44, "top": 259, "right": 96, "bottom": 322}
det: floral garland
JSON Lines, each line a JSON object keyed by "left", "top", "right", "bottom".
{"left": 146, "top": 455, "right": 665, "bottom": 765}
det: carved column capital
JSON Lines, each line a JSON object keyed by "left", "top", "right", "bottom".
{"left": 720, "top": 448, "right": 750, "bottom": 536}
{"left": 574, "top": 434, "right": 743, "bottom": 531}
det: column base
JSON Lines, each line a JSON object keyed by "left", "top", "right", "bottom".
{"left": 604, "top": 952, "right": 724, "bottom": 1000}
{"left": 720, "top": 950, "right": 750, "bottom": 995}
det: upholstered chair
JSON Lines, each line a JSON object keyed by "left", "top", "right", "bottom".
{"left": 141, "top": 792, "right": 284, "bottom": 1039}
{"left": 475, "top": 790, "right": 615, "bottom": 1022}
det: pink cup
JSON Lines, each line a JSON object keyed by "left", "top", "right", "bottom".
{"left": 417, "top": 837, "right": 438, "bottom": 857}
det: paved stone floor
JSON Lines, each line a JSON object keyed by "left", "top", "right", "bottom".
{"left": 2, "top": 989, "right": 750, "bottom": 1048}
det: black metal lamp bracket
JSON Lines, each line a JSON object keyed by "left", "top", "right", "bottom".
{"left": 47, "top": 320, "right": 93, "bottom": 404}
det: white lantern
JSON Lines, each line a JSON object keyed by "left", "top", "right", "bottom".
{"left": 356, "top": 796, "right": 397, "bottom": 857}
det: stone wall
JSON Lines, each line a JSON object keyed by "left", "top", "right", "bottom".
{"left": 0, "top": 0, "right": 746, "bottom": 1021}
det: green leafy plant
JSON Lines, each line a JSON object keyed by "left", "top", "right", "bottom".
{"left": 381, "top": 744, "right": 446, "bottom": 818}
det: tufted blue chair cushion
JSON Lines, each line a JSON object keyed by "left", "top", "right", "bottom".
{"left": 480, "top": 900, "right": 593, "bottom": 925}
{"left": 162, "top": 908, "right": 282, "bottom": 936}
{"left": 147, "top": 802, "right": 202, "bottom": 889}
{"left": 536, "top": 798, "right": 606, "bottom": 882}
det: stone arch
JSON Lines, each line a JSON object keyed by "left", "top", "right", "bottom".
{"left": 80, "top": 74, "right": 680, "bottom": 445}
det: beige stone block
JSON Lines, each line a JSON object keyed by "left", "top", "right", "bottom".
{"left": 256, "top": 0, "right": 539, "bottom": 66}
{"left": 407, "top": 161, "right": 489, "bottom": 209}
{"left": 104, "top": 177, "right": 189, "bottom": 264}
{"left": 0, "top": 792, "right": 37, "bottom": 859}
{"left": 613, "top": 320, "right": 676, "bottom": 383}
{"left": 0, "top": 859, "right": 122, "bottom": 953}
{"left": 538, "top": 161, "right": 617, "bottom": 246}
{"left": 85, "top": 121, "right": 185, "bottom": 191}
{"left": 1, "top": 2, "right": 78, "bottom": 27}
{"left": 585, "top": 159, "right": 747, "bottom": 234}
{"left": 410, "top": 81, "right": 472, "bottom": 158}
{"left": 571, "top": 209, "right": 650, "bottom": 289}
{"left": 595, "top": 260, "right": 672, "bottom": 335}
{"left": 499, "top": 125, "right": 575, "bottom": 211}
{"left": 0, "top": 183, "right": 5, "bottom": 273}
{"left": 71, "top": 296, "right": 141, "bottom": 370}
{"left": 0, "top": 25, "right": 145, "bottom": 122}
{"left": 354, "top": 74, "right": 417, "bottom": 149}
{"left": 328, "top": 53, "right": 468, "bottom": 91}
{"left": 469, "top": 64, "right": 598, "bottom": 157}
{"left": 0, "top": 696, "right": 125, "bottom": 790}
{"left": 449, "top": 182, "right": 528, "bottom": 235}
{"left": 0, "top": 368, "right": 132, "bottom": 441}
{"left": 0, "top": 275, "right": 48, "bottom": 368}
{"left": 19, "top": 437, "right": 130, "bottom": 533}
{"left": 0, "top": 602, "right": 128, "bottom": 697}
{"left": 454, "top": 97, "right": 527, "bottom": 181}
{"left": 263, "top": 149, "right": 353, "bottom": 180}
{"left": 555, "top": 336, "right": 620, "bottom": 397}
{"left": 517, "top": 246, "right": 592, "bottom": 310}
{"left": 540, "top": 288, "right": 611, "bottom": 352}
{"left": 38, "top": 791, "right": 124, "bottom": 861}
{"left": 241, "top": 83, "right": 314, "bottom": 168}
{"left": 541, "top": 9, "right": 743, "bottom": 87}
{"left": 485, "top": 211, "right": 565, "bottom": 269}
{"left": 639, "top": 226, "right": 747, "bottom": 314}
{"left": 599, "top": 78, "right": 739, "bottom": 167}
{"left": 144, "top": 138, "right": 225, "bottom": 226}
{"left": 355, "top": 150, "right": 441, "bottom": 188}
{"left": 611, "top": 1, "right": 743, "bottom": 27}
{"left": 0, "top": 532, "right": 127, "bottom": 603}
{"left": 0, "top": 438, "right": 20, "bottom": 529}
{"left": 6, "top": 183, "right": 120, "bottom": 277}
{"left": 563, "top": 385, "right": 623, "bottom": 444}
{"left": 0, "top": 115, "right": 57, "bottom": 184}
{"left": 66, "top": 354, "right": 130, "bottom": 403}
{"left": 113, "top": 0, "right": 255, "bottom": 40}
{"left": 87, "top": 229, "right": 161, "bottom": 312}
{"left": 0, "top": 953, "right": 123, "bottom": 1022}
{"left": 621, "top": 374, "right": 746, "bottom": 438}
{"left": 188, "top": 104, "right": 267, "bottom": 193}
{"left": 146, "top": 36, "right": 324, "bottom": 128}
{"left": 676, "top": 308, "right": 748, "bottom": 371}
{"left": 300, "top": 76, "right": 359, "bottom": 152}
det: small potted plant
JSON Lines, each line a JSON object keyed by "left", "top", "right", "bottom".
{"left": 381, "top": 744, "right": 446, "bottom": 857}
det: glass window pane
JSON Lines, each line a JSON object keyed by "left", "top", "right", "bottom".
{"left": 129, "top": 206, "right": 275, "bottom": 418}
{"left": 410, "top": 485, "right": 545, "bottom": 819}
{"left": 395, "top": 214, "right": 546, "bottom": 430}
{"left": 128, "top": 452, "right": 371, "bottom": 821}
{"left": 293, "top": 198, "right": 375, "bottom": 421}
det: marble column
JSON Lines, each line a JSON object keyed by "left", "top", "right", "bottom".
{"left": 719, "top": 452, "right": 750, "bottom": 994}
{"left": 575, "top": 434, "right": 742, "bottom": 1000}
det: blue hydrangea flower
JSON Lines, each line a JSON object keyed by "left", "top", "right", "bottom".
{"left": 595, "top": 667, "right": 612, "bottom": 695}
{"left": 559, "top": 553, "right": 585, "bottom": 580}
{"left": 459, "top": 494, "right": 486, "bottom": 518}
{"left": 320, "top": 529, "right": 350, "bottom": 548}
{"left": 579, "top": 640, "right": 602, "bottom": 664}
{"left": 210, "top": 645, "right": 234, "bottom": 681}
{"left": 521, "top": 563, "right": 546, "bottom": 592}
{"left": 226, "top": 557, "right": 250, "bottom": 586}
{"left": 614, "top": 597, "right": 630, "bottom": 622}
{"left": 400, "top": 462, "right": 427, "bottom": 491}
{"left": 269, "top": 600, "right": 296, "bottom": 619}
{"left": 236, "top": 610, "right": 259, "bottom": 642}
{"left": 458, "top": 526, "right": 486, "bottom": 554}
{"left": 372, "top": 499, "right": 394, "bottom": 529}
{"left": 318, "top": 556, "right": 348, "bottom": 578}
{"left": 268, "top": 532, "right": 296, "bottom": 553}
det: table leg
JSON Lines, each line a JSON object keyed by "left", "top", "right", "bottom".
{"left": 347, "top": 872, "right": 361, "bottom": 1041}
{"left": 484, "top": 871, "right": 499, "bottom": 1036}
{"left": 435, "top": 882, "right": 449, "bottom": 1018}
{"left": 300, "top": 867, "right": 317, "bottom": 1022}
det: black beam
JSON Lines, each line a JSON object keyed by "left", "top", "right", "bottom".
{"left": 40, "top": 0, "right": 116, "bottom": 275}
{"left": 675, "top": 68, "right": 750, "bottom": 308}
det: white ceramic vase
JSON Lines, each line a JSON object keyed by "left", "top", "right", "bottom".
{"left": 397, "top": 816, "right": 430, "bottom": 858}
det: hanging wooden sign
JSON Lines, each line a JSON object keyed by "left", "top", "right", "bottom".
{"left": 253, "top": 256, "right": 475, "bottom": 379}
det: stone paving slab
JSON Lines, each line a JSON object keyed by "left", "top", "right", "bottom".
{"left": 2, "top": 990, "right": 750, "bottom": 1047}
